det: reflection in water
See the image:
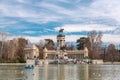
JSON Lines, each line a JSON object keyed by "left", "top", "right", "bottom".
{"left": 39, "top": 65, "right": 58, "bottom": 80}
{"left": 0, "top": 64, "right": 120, "bottom": 80}
{"left": 0, "top": 65, "right": 24, "bottom": 80}
{"left": 84, "top": 64, "right": 89, "bottom": 80}
{"left": 24, "top": 65, "right": 39, "bottom": 80}
{"left": 28, "top": 65, "right": 120, "bottom": 80}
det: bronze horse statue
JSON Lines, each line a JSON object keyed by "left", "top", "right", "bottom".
{"left": 59, "top": 29, "right": 64, "bottom": 33}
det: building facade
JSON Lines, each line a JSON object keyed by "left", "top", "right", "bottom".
{"left": 43, "top": 29, "right": 89, "bottom": 60}
{"left": 24, "top": 44, "right": 39, "bottom": 60}
{"left": 24, "top": 29, "right": 89, "bottom": 60}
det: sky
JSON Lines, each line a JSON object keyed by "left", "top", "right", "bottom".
{"left": 0, "top": 0, "right": 120, "bottom": 44}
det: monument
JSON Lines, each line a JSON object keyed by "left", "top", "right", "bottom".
{"left": 43, "top": 28, "right": 89, "bottom": 64}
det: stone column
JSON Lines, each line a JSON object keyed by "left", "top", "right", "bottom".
{"left": 43, "top": 47, "right": 48, "bottom": 59}
{"left": 84, "top": 47, "right": 89, "bottom": 58}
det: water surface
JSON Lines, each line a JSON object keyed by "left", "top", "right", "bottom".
{"left": 0, "top": 64, "right": 120, "bottom": 80}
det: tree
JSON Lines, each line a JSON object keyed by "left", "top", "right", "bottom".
{"left": 0, "top": 37, "right": 27, "bottom": 62}
{"left": 0, "top": 31, "right": 8, "bottom": 59}
{"left": 7, "top": 39, "right": 18, "bottom": 60}
{"left": 37, "top": 40, "right": 46, "bottom": 59}
{"left": 106, "top": 44, "right": 117, "bottom": 62}
{"left": 44, "top": 39, "right": 55, "bottom": 50}
{"left": 16, "top": 38, "right": 28, "bottom": 59}
{"left": 88, "top": 30, "right": 103, "bottom": 59}
{"left": 76, "top": 37, "right": 89, "bottom": 50}
{"left": 0, "top": 38, "right": 19, "bottom": 62}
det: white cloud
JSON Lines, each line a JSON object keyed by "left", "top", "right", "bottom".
{"left": 55, "top": 24, "right": 117, "bottom": 32}
{"left": 23, "top": 35, "right": 56, "bottom": 43}
{"left": 8, "top": 35, "right": 82, "bottom": 43}
{"left": 23, "top": 31, "right": 36, "bottom": 34}
{"left": 21, "top": 35, "right": 84, "bottom": 43}
{"left": 66, "top": 34, "right": 120, "bottom": 44}
{"left": 103, "top": 34, "right": 120, "bottom": 43}
{"left": 8, "top": 36, "right": 40, "bottom": 43}
{"left": 8, "top": 33, "right": 120, "bottom": 44}
{"left": 17, "top": 0, "right": 27, "bottom": 3}
{"left": 39, "top": 2, "right": 74, "bottom": 16}
{"left": 1, "top": 0, "right": 120, "bottom": 24}
{"left": 89, "top": 0, "right": 120, "bottom": 22}
{"left": 0, "top": 19, "right": 18, "bottom": 26}
{"left": 66, "top": 35, "right": 86, "bottom": 42}
{"left": 1, "top": 0, "right": 120, "bottom": 44}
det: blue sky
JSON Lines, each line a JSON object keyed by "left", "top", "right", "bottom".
{"left": 0, "top": 0, "right": 120, "bottom": 44}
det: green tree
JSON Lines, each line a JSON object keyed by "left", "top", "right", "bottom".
{"left": 76, "top": 37, "right": 89, "bottom": 50}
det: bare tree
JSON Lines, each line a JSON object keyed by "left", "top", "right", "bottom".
{"left": 88, "top": 31, "right": 97, "bottom": 51}
{"left": 0, "top": 31, "right": 8, "bottom": 59}
{"left": 8, "top": 39, "right": 18, "bottom": 59}
{"left": 106, "top": 44, "right": 117, "bottom": 62}
{"left": 39, "top": 40, "right": 45, "bottom": 47}
{"left": 37, "top": 40, "right": 46, "bottom": 59}
{"left": 44, "top": 39, "right": 55, "bottom": 50}
{"left": 88, "top": 30, "right": 103, "bottom": 59}
{"left": 16, "top": 38, "right": 28, "bottom": 59}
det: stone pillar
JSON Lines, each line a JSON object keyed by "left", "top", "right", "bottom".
{"left": 57, "top": 36, "right": 65, "bottom": 48}
{"left": 43, "top": 47, "right": 48, "bottom": 59}
{"left": 84, "top": 47, "right": 89, "bottom": 58}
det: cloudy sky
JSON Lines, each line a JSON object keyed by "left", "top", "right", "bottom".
{"left": 0, "top": 0, "right": 120, "bottom": 44}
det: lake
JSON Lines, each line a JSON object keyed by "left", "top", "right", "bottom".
{"left": 0, "top": 64, "right": 120, "bottom": 80}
